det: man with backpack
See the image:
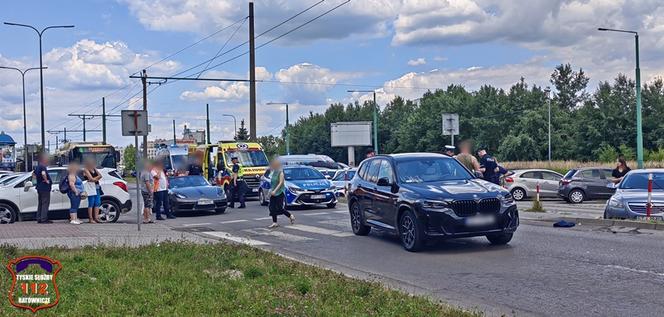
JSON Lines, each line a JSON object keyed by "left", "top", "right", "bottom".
{"left": 33, "top": 153, "right": 52, "bottom": 224}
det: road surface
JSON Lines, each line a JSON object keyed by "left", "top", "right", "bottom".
{"left": 119, "top": 194, "right": 664, "bottom": 317}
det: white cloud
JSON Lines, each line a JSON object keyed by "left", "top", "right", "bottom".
{"left": 407, "top": 57, "right": 427, "bottom": 66}
{"left": 121, "top": 0, "right": 398, "bottom": 42}
{"left": 179, "top": 66, "right": 272, "bottom": 101}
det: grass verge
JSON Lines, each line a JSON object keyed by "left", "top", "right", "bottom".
{"left": 0, "top": 242, "right": 478, "bottom": 317}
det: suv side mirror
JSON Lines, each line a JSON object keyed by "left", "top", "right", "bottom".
{"left": 24, "top": 181, "right": 33, "bottom": 192}
{"left": 377, "top": 177, "right": 391, "bottom": 187}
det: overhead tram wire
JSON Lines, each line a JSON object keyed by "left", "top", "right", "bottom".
{"left": 197, "top": 17, "right": 248, "bottom": 79}
{"left": 189, "top": 0, "right": 351, "bottom": 77}
{"left": 169, "top": 0, "right": 328, "bottom": 80}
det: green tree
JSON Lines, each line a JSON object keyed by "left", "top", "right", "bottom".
{"left": 235, "top": 119, "right": 249, "bottom": 141}
{"left": 123, "top": 144, "right": 136, "bottom": 172}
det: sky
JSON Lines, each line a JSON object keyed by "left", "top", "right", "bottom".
{"left": 2, "top": 0, "right": 664, "bottom": 149}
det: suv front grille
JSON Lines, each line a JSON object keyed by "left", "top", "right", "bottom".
{"left": 450, "top": 198, "right": 501, "bottom": 217}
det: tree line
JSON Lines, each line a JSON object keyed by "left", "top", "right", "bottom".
{"left": 260, "top": 64, "right": 664, "bottom": 164}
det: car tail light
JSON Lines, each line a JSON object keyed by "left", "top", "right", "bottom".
{"left": 113, "top": 181, "right": 128, "bottom": 192}
{"left": 504, "top": 177, "right": 514, "bottom": 183}
{"left": 560, "top": 179, "right": 572, "bottom": 186}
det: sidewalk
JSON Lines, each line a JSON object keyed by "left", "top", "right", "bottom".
{"left": 0, "top": 221, "right": 213, "bottom": 249}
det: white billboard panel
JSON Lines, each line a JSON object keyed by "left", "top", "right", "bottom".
{"left": 331, "top": 122, "right": 372, "bottom": 147}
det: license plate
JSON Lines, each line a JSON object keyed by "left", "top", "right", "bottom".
{"left": 637, "top": 216, "right": 663, "bottom": 221}
{"left": 252, "top": 188, "right": 259, "bottom": 193}
{"left": 310, "top": 194, "right": 326, "bottom": 199}
{"left": 198, "top": 199, "right": 214, "bottom": 205}
{"left": 466, "top": 215, "right": 495, "bottom": 227}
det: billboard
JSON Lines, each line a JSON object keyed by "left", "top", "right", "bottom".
{"left": 331, "top": 122, "right": 372, "bottom": 147}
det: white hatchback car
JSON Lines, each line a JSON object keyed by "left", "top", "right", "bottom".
{"left": 0, "top": 167, "right": 131, "bottom": 224}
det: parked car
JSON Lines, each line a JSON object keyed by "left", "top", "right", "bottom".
{"left": 558, "top": 167, "right": 615, "bottom": 203}
{"left": 332, "top": 168, "right": 357, "bottom": 197}
{"left": 168, "top": 175, "right": 227, "bottom": 214}
{"left": 604, "top": 169, "right": 664, "bottom": 220}
{"left": 278, "top": 154, "right": 344, "bottom": 179}
{"left": 259, "top": 165, "right": 337, "bottom": 208}
{"left": 0, "top": 173, "right": 23, "bottom": 187}
{"left": 347, "top": 153, "right": 519, "bottom": 252}
{"left": 503, "top": 169, "right": 563, "bottom": 201}
{"left": 0, "top": 167, "right": 131, "bottom": 224}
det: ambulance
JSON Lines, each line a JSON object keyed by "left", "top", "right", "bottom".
{"left": 199, "top": 142, "right": 269, "bottom": 197}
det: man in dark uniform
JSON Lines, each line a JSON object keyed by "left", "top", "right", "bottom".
{"left": 34, "top": 153, "right": 53, "bottom": 223}
{"left": 228, "top": 156, "right": 246, "bottom": 209}
{"left": 444, "top": 145, "right": 456, "bottom": 156}
{"left": 477, "top": 147, "right": 500, "bottom": 185}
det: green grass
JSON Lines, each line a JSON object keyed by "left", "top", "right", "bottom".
{"left": 0, "top": 242, "right": 478, "bottom": 317}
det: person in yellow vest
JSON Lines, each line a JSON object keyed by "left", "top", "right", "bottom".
{"left": 229, "top": 156, "right": 247, "bottom": 209}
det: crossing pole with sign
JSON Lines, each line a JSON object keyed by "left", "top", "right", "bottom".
{"left": 122, "top": 110, "right": 148, "bottom": 231}
{"left": 442, "top": 113, "right": 460, "bottom": 146}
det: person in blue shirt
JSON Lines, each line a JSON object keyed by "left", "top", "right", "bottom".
{"left": 33, "top": 153, "right": 52, "bottom": 224}
{"left": 66, "top": 162, "right": 84, "bottom": 225}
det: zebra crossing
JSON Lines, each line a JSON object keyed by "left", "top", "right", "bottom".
{"left": 172, "top": 206, "right": 354, "bottom": 247}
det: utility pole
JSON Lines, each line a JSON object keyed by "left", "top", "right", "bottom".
{"left": 223, "top": 114, "right": 237, "bottom": 140}
{"left": 206, "top": 103, "right": 211, "bottom": 144}
{"left": 266, "top": 102, "right": 291, "bottom": 155}
{"left": 141, "top": 69, "right": 148, "bottom": 159}
{"left": 545, "top": 87, "right": 552, "bottom": 162}
{"left": 48, "top": 128, "right": 99, "bottom": 143}
{"left": 68, "top": 114, "right": 95, "bottom": 142}
{"left": 173, "top": 120, "right": 177, "bottom": 146}
{"left": 248, "top": 2, "right": 257, "bottom": 140}
{"left": 102, "top": 97, "right": 107, "bottom": 144}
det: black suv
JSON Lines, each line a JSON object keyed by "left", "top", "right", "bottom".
{"left": 347, "top": 153, "right": 519, "bottom": 251}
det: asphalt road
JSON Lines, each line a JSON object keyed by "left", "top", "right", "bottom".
{"left": 117, "top": 194, "right": 664, "bottom": 317}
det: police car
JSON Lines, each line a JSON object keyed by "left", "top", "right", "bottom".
{"left": 259, "top": 165, "right": 337, "bottom": 208}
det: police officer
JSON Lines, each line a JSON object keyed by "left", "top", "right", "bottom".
{"left": 229, "top": 156, "right": 247, "bottom": 209}
{"left": 477, "top": 147, "right": 500, "bottom": 185}
{"left": 444, "top": 145, "right": 455, "bottom": 156}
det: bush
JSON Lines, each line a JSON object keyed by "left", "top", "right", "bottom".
{"left": 646, "top": 148, "right": 664, "bottom": 161}
{"left": 595, "top": 144, "right": 618, "bottom": 163}
{"left": 618, "top": 144, "right": 635, "bottom": 161}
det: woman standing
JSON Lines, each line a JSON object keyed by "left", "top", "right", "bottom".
{"left": 66, "top": 162, "right": 84, "bottom": 225}
{"left": 83, "top": 159, "right": 102, "bottom": 223}
{"left": 611, "top": 157, "right": 631, "bottom": 184}
{"left": 268, "top": 159, "right": 295, "bottom": 229}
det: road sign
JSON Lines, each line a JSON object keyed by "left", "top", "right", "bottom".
{"left": 121, "top": 110, "right": 148, "bottom": 136}
{"left": 442, "top": 113, "right": 459, "bottom": 136}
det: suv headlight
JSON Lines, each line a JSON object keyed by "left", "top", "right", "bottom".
{"left": 422, "top": 200, "right": 449, "bottom": 210}
{"left": 501, "top": 193, "right": 515, "bottom": 204}
{"left": 608, "top": 197, "right": 624, "bottom": 208}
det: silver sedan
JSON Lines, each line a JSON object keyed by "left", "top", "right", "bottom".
{"left": 502, "top": 169, "right": 563, "bottom": 201}
{"left": 604, "top": 169, "right": 664, "bottom": 220}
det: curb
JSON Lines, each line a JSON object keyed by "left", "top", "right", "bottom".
{"left": 526, "top": 215, "right": 663, "bottom": 231}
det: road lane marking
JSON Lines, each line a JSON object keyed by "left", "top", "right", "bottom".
{"left": 219, "top": 220, "right": 248, "bottom": 224}
{"left": 201, "top": 231, "right": 269, "bottom": 246}
{"left": 254, "top": 217, "right": 273, "bottom": 221}
{"left": 181, "top": 223, "right": 212, "bottom": 227}
{"left": 243, "top": 228, "right": 313, "bottom": 242}
{"left": 286, "top": 224, "right": 354, "bottom": 237}
{"left": 300, "top": 212, "right": 330, "bottom": 216}
{"left": 606, "top": 265, "right": 664, "bottom": 277}
{"left": 330, "top": 210, "right": 348, "bottom": 214}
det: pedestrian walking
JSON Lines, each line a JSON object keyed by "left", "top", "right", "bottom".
{"left": 33, "top": 152, "right": 52, "bottom": 224}
{"left": 267, "top": 158, "right": 295, "bottom": 229}
{"left": 454, "top": 141, "right": 481, "bottom": 175}
{"left": 477, "top": 147, "right": 500, "bottom": 185}
{"left": 611, "top": 157, "right": 631, "bottom": 184}
{"left": 152, "top": 161, "right": 175, "bottom": 220}
{"left": 140, "top": 160, "right": 155, "bottom": 223}
{"left": 66, "top": 162, "right": 84, "bottom": 225}
{"left": 83, "top": 159, "right": 101, "bottom": 223}
{"left": 228, "top": 156, "right": 246, "bottom": 209}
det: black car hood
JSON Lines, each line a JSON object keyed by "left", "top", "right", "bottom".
{"left": 400, "top": 179, "right": 505, "bottom": 200}
{"left": 170, "top": 186, "right": 223, "bottom": 200}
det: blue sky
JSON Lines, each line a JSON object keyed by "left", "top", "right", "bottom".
{"left": 1, "top": 0, "right": 663, "bottom": 148}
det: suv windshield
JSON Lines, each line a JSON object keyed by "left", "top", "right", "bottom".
{"left": 169, "top": 176, "right": 209, "bottom": 188}
{"left": 284, "top": 168, "right": 325, "bottom": 181}
{"left": 396, "top": 158, "right": 473, "bottom": 183}
{"left": 224, "top": 150, "right": 269, "bottom": 167}
{"left": 619, "top": 173, "right": 664, "bottom": 190}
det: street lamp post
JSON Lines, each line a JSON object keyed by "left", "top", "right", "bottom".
{"left": 266, "top": 102, "right": 291, "bottom": 155}
{"left": 347, "top": 90, "right": 379, "bottom": 154}
{"left": 222, "top": 114, "right": 237, "bottom": 140}
{"left": 0, "top": 66, "right": 47, "bottom": 171}
{"left": 598, "top": 27, "right": 643, "bottom": 169}
{"left": 4, "top": 22, "right": 74, "bottom": 149}
{"left": 544, "top": 87, "right": 552, "bottom": 162}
